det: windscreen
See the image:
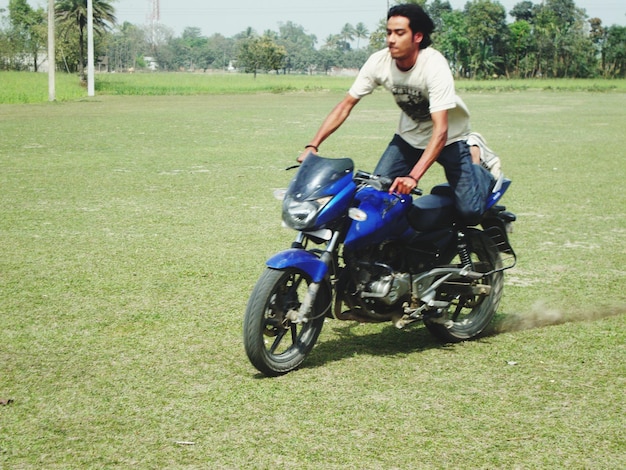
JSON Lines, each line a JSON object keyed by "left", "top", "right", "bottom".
{"left": 286, "top": 154, "right": 354, "bottom": 201}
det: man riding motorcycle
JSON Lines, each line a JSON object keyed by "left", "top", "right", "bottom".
{"left": 298, "top": 3, "right": 497, "bottom": 226}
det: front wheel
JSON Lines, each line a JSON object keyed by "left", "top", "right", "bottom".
{"left": 243, "top": 268, "right": 328, "bottom": 376}
{"left": 424, "top": 229, "right": 504, "bottom": 342}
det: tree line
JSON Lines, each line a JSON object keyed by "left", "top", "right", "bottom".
{"left": 1, "top": 0, "right": 625, "bottom": 78}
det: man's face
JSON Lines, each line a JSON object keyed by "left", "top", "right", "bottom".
{"left": 386, "top": 15, "right": 422, "bottom": 62}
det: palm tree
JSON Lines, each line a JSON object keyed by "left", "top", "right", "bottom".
{"left": 323, "top": 34, "right": 341, "bottom": 49}
{"left": 340, "top": 23, "right": 356, "bottom": 47}
{"left": 55, "top": 0, "right": 116, "bottom": 80}
{"left": 354, "top": 22, "right": 369, "bottom": 49}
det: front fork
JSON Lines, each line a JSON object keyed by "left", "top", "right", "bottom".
{"left": 286, "top": 282, "right": 321, "bottom": 324}
{"left": 281, "top": 231, "right": 341, "bottom": 324}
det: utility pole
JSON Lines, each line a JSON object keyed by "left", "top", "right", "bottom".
{"left": 87, "top": 0, "right": 95, "bottom": 96}
{"left": 47, "top": 0, "right": 55, "bottom": 101}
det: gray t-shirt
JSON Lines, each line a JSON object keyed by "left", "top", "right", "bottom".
{"left": 349, "top": 47, "right": 470, "bottom": 149}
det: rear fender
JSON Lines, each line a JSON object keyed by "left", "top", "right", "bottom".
{"left": 266, "top": 248, "right": 328, "bottom": 283}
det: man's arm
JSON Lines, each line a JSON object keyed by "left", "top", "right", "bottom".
{"left": 389, "top": 109, "right": 449, "bottom": 194}
{"left": 298, "top": 94, "right": 361, "bottom": 162}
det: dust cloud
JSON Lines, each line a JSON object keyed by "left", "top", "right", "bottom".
{"left": 495, "top": 300, "right": 625, "bottom": 333}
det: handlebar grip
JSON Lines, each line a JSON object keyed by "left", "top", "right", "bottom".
{"left": 354, "top": 170, "right": 373, "bottom": 180}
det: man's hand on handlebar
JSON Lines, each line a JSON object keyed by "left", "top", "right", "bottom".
{"left": 389, "top": 176, "right": 419, "bottom": 195}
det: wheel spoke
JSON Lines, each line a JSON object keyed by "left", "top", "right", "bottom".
{"left": 290, "top": 323, "right": 298, "bottom": 344}
{"left": 269, "top": 328, "right": 288, "bottom": 354}
{"left": 291, "top": 274, "right": 304, "bottom": 290}
{"left": 451, "top": 297, "right": 465, "bottom": 321}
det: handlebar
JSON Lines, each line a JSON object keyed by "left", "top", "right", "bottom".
{"left": 284, "top": 164, "right": 422, "bottom": 196}
{"left": 354, "top": 170, "right": 423, "bottom": 196}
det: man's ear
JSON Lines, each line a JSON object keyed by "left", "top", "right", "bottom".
{"left": 413, "top": 32, "right": 424, "bottom": 46}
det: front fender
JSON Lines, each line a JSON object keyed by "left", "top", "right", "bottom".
{"left": 266, "top": 248, "right": 328, "bottom": 283}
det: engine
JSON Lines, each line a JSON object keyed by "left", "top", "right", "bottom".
{"left": 336, "top": 243, "right": 413, "bottom": 322}
{"left": 357, "top": 270, "right": 411, "bottom": 305}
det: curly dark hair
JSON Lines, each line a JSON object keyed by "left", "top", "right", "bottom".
{"left": 387, "top": 3, "right": 435, "bottom": 49}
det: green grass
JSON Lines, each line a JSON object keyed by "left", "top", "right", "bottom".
{"left": 455, "top": 77, "right": 626, "bottom": 93}
{"left": 2, "top": 70, "right": 626, "bottom": 104}
{"left": 0, "top": 71, "right": 357, "bottom": 103}
{"left": 95, "top": 72, "right": 356, "bottom": 96}
{"left": 1, "top": 88, "right": 625, "bottom": 468}
{"left": 0, "top": 71, "right": 88, "bottom": 103}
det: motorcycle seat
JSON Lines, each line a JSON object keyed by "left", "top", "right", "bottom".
{"left": 407, "top": 194, "right": 456, "bottom": 231}
{"left": 430, "top": 183, "right": 453, "bottom": 198}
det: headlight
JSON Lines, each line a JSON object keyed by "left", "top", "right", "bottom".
{"left": 282, "top": 196, "right": 332, "bottom": 230}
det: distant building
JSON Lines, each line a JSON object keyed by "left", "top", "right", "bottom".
{"left": 329, "top": 67, "right": 359, "bottom": 77}
{"left": 144, "top": 57, "right": 159, "bottom": 71}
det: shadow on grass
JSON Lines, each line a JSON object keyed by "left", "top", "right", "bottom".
{"left": 250, "top": 305, "right": 625, "bottom": 377}
{"left": 302, "top": 321, "right": 446, "bottom": 371}
{"left": 301, "top": 303, "right": 626, "bottom": 372}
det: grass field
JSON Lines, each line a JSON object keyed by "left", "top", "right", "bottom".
{"left": 1, "top": 70, "right": 626, "bottom": 103}
{"left": 0, "top": 76, "right": 625, "bottom": 468}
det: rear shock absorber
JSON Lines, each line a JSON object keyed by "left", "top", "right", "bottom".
{"left": 457, "top": 231, "right": 473, "bottom": 268}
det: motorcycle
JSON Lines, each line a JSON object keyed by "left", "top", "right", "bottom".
{"left": 243, "top": 154, "right": 516, "bottom": 376}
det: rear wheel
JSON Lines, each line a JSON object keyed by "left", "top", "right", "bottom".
{"left": 424, "top": 229, "right": 503, "bottom": 342}
{"left": 243, "top": 268, "right": 328, "bottom": 376}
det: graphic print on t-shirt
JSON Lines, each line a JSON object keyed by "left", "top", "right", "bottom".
{"left": 392, "top": 85, "right": 431, "bottom": 123}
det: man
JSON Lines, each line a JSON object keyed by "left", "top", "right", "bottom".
{"left": 299, "top": 3, "right": 494, "bottom": 225}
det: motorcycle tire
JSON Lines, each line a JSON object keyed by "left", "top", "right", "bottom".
{"left": 424, "top": 229, "right": 504, "bottom": 343}
{"left": 243, "top": 267, "right": 328, "bottom": 376}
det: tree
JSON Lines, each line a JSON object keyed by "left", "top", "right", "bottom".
{"left": 323, "top": 34, "right": 340, "bottom": 49}
{"left": 603, "top": 25, "right": 626, "bottom": 77}
{"left": 206, "top": 33, "right": 236, "bottom": 70}
{"left": 368, "top": 18, "right": 387, "bottom": 51}
{"left": 427, "top": 0, "right": 453, "bottom": 33}
{"left": 464, "top": 0, "right": 508, "bottom": 77}
{"left": 546, "top": 0, "right": 584, "bottom": 29}
{"left": 180, "top": 27, "right": 214, "bottom": 70}
{"left": 277, "top": 21, "right": 317, "bottom": 73}
{"left": 531, "top": 0, "right": 595, "bottom": 77}
{"left": 434, "top": 10, "right": 470, "bottom": 77}
{"left": 55, "top": 0, "right": 116, "bottom": 80}
{"left": 509, "top": 1, "right": 536, "bottom": 23}
{"left": 237, "top": 34, "right": 286, "bottom": 77}
{"left": 508, "top": 20, "right": 532, "bottom": 77}
{"left": 339, "top": 23, "right": 355, "bottom": 49}
{"left": 354, "top": 22, "right": 369, "bottom": 49}
{"left": 7, "top": 0, "right": 46, "bottom": 71}
{"left": 317, "top": 45, "right": 341, "bottom": 74}
{"left": 108, "top": 21, "right": 149, "bottom": 72}
{"left": 146, "top": 23, "right": 174, "bottom": 67}
{"left": 2, "top": 0, "right": 620, "bottom": 79}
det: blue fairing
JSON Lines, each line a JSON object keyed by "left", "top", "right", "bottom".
{"left": 266, "top": 249, "right": 328, "bottom": 282}
{"left": 485, "top": 178, "right": 511, "bottom": 209}
{"left": 344, "top": 187, "right": 414, "bottom": 250}
{"left": 314, "top": 174, "right": 357, "bottom": 228}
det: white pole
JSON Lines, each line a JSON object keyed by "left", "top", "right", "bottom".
{"left": 87, "top": 0, "right": 95, "bottom": 96}
{"left": 48, "top": 0, "right": 55, "bottom": 101}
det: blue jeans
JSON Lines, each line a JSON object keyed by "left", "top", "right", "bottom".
{"left": 374, "top": 134, "right": 494, "bottom": 225}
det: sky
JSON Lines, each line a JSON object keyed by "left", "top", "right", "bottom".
{"left": 2, "top": 0, "right": 624, "bottom": 42}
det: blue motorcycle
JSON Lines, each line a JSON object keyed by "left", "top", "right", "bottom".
{"left": 243, "top": 154, "right": 516, "bottom": 376}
